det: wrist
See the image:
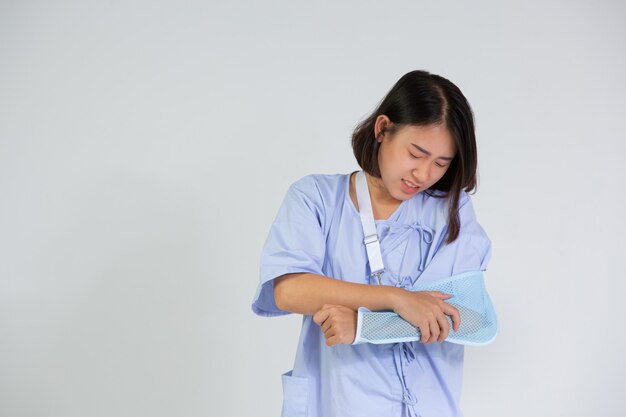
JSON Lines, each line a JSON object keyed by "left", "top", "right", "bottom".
{"left": 384, "top": 286, "right": 405, "bottom": 312}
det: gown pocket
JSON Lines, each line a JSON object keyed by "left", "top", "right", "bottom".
{"left": 281, "top": 370, "right": 309, "bottom": 417}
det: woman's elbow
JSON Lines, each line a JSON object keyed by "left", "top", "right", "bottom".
{"left": 273, "top": 275, "right": 292, "bottom": 311}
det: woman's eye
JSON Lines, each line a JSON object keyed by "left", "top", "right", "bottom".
{"left": 409, "top": 151, "right": 447, "bottom": 167}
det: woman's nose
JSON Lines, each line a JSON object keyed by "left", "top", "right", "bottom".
{"left": 412, "top": 165, "right": 430, "bottom": 184}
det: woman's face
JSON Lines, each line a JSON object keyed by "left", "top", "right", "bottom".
{"left": 375, "top": 117, "right": 457, "bottom": 203}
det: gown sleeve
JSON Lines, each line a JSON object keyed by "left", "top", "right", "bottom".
{"left": 353, "top": 192, "right": 495, "bottom": 345}
{"left": 251, "top": 176, "right": 327, "bottom": 317}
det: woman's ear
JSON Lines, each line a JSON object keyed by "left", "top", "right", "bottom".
{"left": 374, "top": 114, "right": 391, "bottom": 141}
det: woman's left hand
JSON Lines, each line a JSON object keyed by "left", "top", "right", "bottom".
{"left": 313, "top": 304, "right": 357, "bottom": 346}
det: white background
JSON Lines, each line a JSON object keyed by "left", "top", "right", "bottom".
{"left": 1, "top": 1, "right": 625, "bottom": 416}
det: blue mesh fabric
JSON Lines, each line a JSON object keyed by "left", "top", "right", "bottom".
{"left": 353, "top": 270, "right": 498, "bottom": 346}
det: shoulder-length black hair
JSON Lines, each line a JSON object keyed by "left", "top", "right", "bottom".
{"left": 351, "top": 70, "right": 479, "bottom": 245}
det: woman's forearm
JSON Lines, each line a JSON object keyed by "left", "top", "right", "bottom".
{"left": 273, "top": 272, "right": 401, "bottom": 315}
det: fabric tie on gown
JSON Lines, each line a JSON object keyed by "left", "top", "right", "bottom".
{"left": 393, "top": 342, "right": 420, "bottom": 417}
{"left": 377, "top": 220, "right": 435, "bottom": 275}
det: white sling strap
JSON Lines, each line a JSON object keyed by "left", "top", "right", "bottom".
{"left": 355, "top": 171, "right": 385, "bottom": 284}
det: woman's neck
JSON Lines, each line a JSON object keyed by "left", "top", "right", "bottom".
{"left": 350, "top": 171, "right": 402, "bottom": 221}
{"left": 365, "top": 172, "right": 400, "bottom": 207}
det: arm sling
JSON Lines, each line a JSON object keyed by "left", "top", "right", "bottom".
{"left": 352, "top": 170, "right": 498, "bottom": 346}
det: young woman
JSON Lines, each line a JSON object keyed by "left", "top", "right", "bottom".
{"left": 251, "top": 70, "right": 493, "bottom": 417}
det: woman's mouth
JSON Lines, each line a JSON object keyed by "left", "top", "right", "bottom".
{"left": 401, "top": 179, "right": 420, "bottom": 194}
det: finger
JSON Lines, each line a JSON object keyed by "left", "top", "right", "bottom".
{"left": 436, "top": 313, "right": 450, "bottom": 342}
{"left": 419, "top": 321, "right": 431, "bottom": 344}
{"left": 321, "top": 317, "right": 333, "bottom": 333}
{"left": 326, "top": 335, "right": 341, "bottom": 346}
{"left": 428, "top": 318, "right": 440, "bottom": 344}
{"left": 441, "top": 303, "right": 461, "bottom": 332}
{"left": 313, "top": 308, "right": 332, "bottom": 326}
{"left": 324, "top": 327, "right": 336, "bottom": 340}
{"left": 426, "top": 291, "right": 452, "bottom": 300}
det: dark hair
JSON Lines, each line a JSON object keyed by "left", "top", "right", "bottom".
{"left": 351, "top": 70, "right": 478, "bottom": 245}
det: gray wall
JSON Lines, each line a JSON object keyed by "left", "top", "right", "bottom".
{"left": 1, "top": 1, "right": 625, "bottom": 416}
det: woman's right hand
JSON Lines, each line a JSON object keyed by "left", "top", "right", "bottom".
{"left": 391, "top": 290, "right": 461, "bottom": 344}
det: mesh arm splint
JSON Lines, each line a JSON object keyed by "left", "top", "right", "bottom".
{"left": 352, "top": 270, "right": 498, "bottom": 346}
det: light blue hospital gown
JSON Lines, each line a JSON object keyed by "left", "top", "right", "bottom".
{"left": 252, "top": 172, "right": 492, "bottom": 417}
